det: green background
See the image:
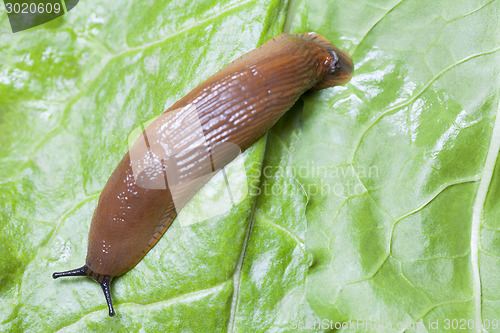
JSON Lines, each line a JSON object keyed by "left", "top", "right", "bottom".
{"left": 0, "top": 0, "right": 499, "bottom": 331}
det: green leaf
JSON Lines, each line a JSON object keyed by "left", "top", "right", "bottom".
{"left": 1, "top": 0, "right": 499, "bottom": 332}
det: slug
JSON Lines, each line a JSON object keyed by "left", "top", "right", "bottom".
{"left": 52, "top": 32, "right": 353, "bottom": 316}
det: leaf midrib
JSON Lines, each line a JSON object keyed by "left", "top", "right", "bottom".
{"left": 470, "top": 100, "right": 500, "bottom": 331}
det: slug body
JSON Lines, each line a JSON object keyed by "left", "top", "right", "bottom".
{"left": 53, "top": 32, "right": 353, "bottom": 316}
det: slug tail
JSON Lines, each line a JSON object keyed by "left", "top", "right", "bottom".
{"left": 52, "top": 265, "right": 116, "bottom": 317}
{"left": 293, "top": 32, "right": 353, "bottom": 89}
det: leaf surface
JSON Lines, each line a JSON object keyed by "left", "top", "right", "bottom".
{"left": 0, "top": 0, "right": 499, "bottom": 331}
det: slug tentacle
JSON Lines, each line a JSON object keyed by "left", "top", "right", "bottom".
{"left": 100, "top": 277, "right": 115, "bottom": 317}
{"left": 53, "top": 265, "right": 115, "bottom": 317}
{"left": 52, "top": 265, "right": 89, "bottom": 279}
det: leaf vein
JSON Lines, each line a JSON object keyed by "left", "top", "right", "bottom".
{"left": 470, "top": 98, "right": 500, "bottom": 330}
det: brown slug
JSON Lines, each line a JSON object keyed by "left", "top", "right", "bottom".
{"left": 52, "top": 32, "right": 353, "bottom": 316}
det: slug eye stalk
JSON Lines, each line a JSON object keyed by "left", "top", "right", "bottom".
{"left": 53, "top": 265, "right": 115, "bottom": 317}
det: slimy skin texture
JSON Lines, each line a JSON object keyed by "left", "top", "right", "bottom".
{"left": 53, "top": 32, "right": 353, "bottom": 316}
